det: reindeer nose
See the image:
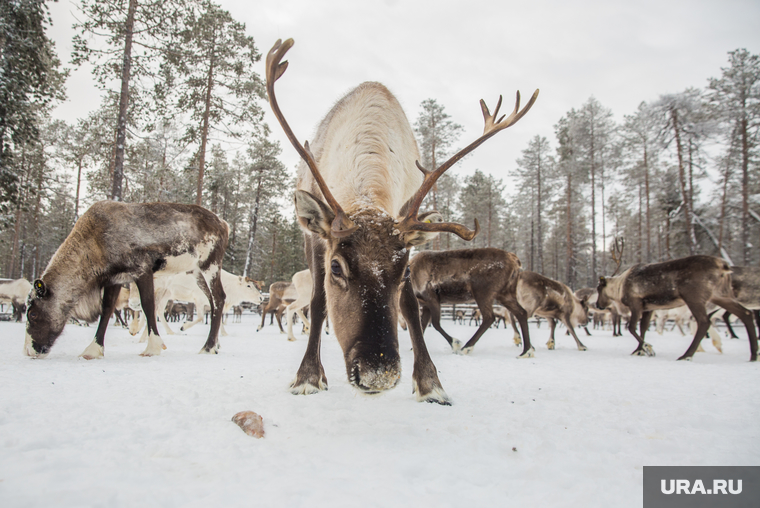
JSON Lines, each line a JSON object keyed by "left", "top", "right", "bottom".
{"left": 349, "top": 357, "right": 401, "bottom": 394}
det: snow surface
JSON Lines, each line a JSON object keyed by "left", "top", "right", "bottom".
{"left": 1, "top": 314, "right": 758, "bottom": 507}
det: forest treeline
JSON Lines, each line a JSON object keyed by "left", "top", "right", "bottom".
{"left": 1, "top": 0, "right": 758, "bottom": 289}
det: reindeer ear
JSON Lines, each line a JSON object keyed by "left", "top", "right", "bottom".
{"left": 294, "top": 190, "right": 335, "bottom": 240}
{"left": 33, "top": 279, "right": 47, "bottom": 298}
{"left": 402, "top": 211, "right": 443, "bottom": 247}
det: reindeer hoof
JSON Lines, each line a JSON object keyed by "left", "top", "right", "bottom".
{"left": 578, "top": 346, "right": 588, "bottom": 351}
{"left": 676, "top": 355, "right": 693, "bottom": 361}
{"left": 413, "top": 381, "right": 452, "bottom": 406}
{"left": 289, "top": 378, "right": 327, "bottom": 395}
{"left": 643, "top": 343, "right": 655, "bottom": 356}
{"left": 199, "top": 345, "right": 219, "bottom": 355}
{"left": 546, "top": 341, "right": 555, "bottom": 350}
{"left": 79, "top": 340, "right": 104, "bottom": 360}
{"left": 287, "top": 337, "right": 297, "bottom": 342}
{"left": 517, "top": 347, "right": 535, "bottom": 359}
{"left": 455, "top": 346, "right": 473, "bottom": 356}
{"left": 451, "top": 339, "right": 462, "bottom": 353}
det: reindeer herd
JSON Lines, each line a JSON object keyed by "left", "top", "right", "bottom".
{"left": 10, "top": 38, "right": 760, "bottom": 407}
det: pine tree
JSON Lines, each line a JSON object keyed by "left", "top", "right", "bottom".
{"left": 160, "top": 0, "right": 266, "bottom": 206}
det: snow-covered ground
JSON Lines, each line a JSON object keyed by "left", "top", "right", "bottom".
{"left": 1, "top": 313, "right": 758, "bottom": 507}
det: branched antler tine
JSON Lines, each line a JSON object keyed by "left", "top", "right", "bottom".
{"left": 415, "top": 160, "right": 431, "bottom": 176}
{"left": 399, "top": 90, "right": 538, "bottom": 239}
{"left": 266, "top": 38, "right": 356, "bottom": 237}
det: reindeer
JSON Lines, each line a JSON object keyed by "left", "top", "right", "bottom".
{"left": 257, "top": 281, "right": 294, "bottom": 333}
{"left": 266, "top": 39, "right": 538, "bottom": 402}
{"left": 409, "top": 248, "right": 533, "bottom": 357}
{"left": 24, "top": 201, "right": 228, "bottom": 359}
{"left": 130, "top": 269, "right": 262, "bottom": 341}
{"left": 284, "top": 269, "right": 313, "bottom": 342}
{"left": 597, "top": 254, "right": 758, "bottom": 361}
{"left": 0, "top": 278, "right": 32, "bottom": 322}
{"left": 468, "top": 308, "right": 482, "bottom": 326}
{"left": 516, "top": 271, "right": 590, "bottom": 351}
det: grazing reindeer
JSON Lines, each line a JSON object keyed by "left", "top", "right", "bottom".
{"left": 468, "top": 308, "right": 482, "bottom": 326}
{"left": 454, "top": 309, "right": 466, "bottom": 325}
{"left": 597, "top": 255, "right": 758, "bottom": 361}
{"left": 516, "top": 271, "right": 590, "bottom": 351}
{"left": 267, "top": 38, "right": 538, "bottom": 402}
{"left": 24, "top": 201, "right": 228, "bottom": 359}
{"left": 409, "top": 248, "right": 533, "bottom": 357}
{"left": 257, "top": 281, "right": 294, "bottom": 333}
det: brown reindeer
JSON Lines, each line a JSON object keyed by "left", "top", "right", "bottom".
{"left": 409, "top": 248, "right": 533, "bottom": 357}
{"left": 24, "top": 201, "right": 228, "bottom": 359}
{"left": 596, "top": 255, "right": 758, "bottom": 361}
{"left": 517, "top": 271, "right": 590, "bottom": 351}
{"left": 257, "top": 281, "right": 294, "bottom": 333}
{"left": 267, "top": 39, "right": 538, "bottom": 403}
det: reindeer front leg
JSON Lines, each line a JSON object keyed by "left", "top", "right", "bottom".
{"left": 290, "top": 248, "right": 328, "bottom": 394}
{"left": 400, "top": 278, "right": 450, "bottom": 405}
{"left": 626, "top": 306, "right": 655, "bottom": 357}
{"left": 135, "top": 272, "right": 164, "bottom": 357}
{"left": 80, "top": 284, "right": 121, "bottom": 360}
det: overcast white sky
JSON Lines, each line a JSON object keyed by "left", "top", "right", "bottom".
{"left": 48, "top": 0, "right": 760, "bottom": 191}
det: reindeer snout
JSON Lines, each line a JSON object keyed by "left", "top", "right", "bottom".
{"left": 348, "top": 355, "right": 401, "bottom": 394}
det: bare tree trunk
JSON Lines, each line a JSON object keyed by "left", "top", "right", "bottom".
{"left": 590, "top": 119, "right": 597, "bottom": 285}
{"left": 537, "top": 148, "right": 543, "bottom": 273}
{"left": 195, "top": 50, "right": 215, "bottom": 206}
{"left": 111, "top": 0, "right": 138, "bottom": 201}
{"left": 670, "top": 108, "right": 697, "bottom": 254}
{"left": 718, "top": 155, "right": 731, "bottom": 254}
{"left": 741, "top": 116, "right": 750, "bottom": 264}
{"left": 644, "top": 145, "right": 651, "bottom": 262}
{"left": 75, "top": 158, "right": 83, "bottom": 220}
{"left": 269, "top": 217, "right": 277, "bottom": 282}
{"left": 566, "top": 172, "right": 574, "bottom": 287}
{"left": 638, "top": 183, "right": 643, "bottom": 263}
{"left": 243, "top": 170, "right": 263, "bottom": 278}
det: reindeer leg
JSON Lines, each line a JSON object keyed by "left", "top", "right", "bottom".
{"left": 80, "top": 284, "right": 121, "bottom": 360}
{"left": 427, "top": 299, "right": 461, "bottom": 351}
{"left": 290, "top": 245, "right": 328, "bottom": 394}
{"left": 626, "top": 307, "right": 654, "bottom": 356}
{"left": 135, "top": 273, "right": 164, "bottom": 357}
{"left": 399, "top": 278, "right": 450, "bottom": 405}
{"left": 723, "top": 311, "right": 740, "bottom": 339}
{"left": 197, "top": 270, "right": 225, "bottom": 354}
{"left": 296, "top": 308, "right": 310, "bottom": 335}
{"left": 564, "top": 316, "right": 588, "bottom": 351}
{"left": 678, "top": 302, "right": 710, "bottom": 361}
{"left": 502, "top": 300, "right": 533, "bottom": 358}
{"left": 546, "top": 318, "right": 556, "bottom": 350}
{"left": 711, "top": 297, "right": 758, "bottom": 362}
{"left": 275, "top": 308, "right": 286, "bottom": 333}
{"left": 510, "top": 313, "right": 522, "bottom": 347}
{"left": 256, "top": 306, "right": 267, "bottom": 332}
{"left": 459, "top": 297, "right": 496, "bottom": 355}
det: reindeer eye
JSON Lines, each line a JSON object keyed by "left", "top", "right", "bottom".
{"left": 331, "top": 260, "right": 343, "bottom": 277}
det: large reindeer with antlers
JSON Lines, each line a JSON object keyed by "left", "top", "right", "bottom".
{"left": 596, "top": 243, "right": 758, "bottom": 361}
{"left": 266, "top": 39, "right": 538, "bottom": 403}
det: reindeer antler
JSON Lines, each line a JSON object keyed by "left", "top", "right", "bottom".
{"left": 266, "top": 39, "right": 358, "bottom": 238}
{"left": 610, "top": 237, "right": 625, "bottom": 276}
{"left": 395, "top": 89, "right": 540, "bottom": 240}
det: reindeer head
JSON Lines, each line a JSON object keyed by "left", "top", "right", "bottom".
{"left": 24, "top": 279, "right": 67, "bottom": 358}
{"left": 267, "top": 38, "right": 538, "bottom": 394}
{"left": 597, "top": 237, "right": 625, "bottom": 310}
